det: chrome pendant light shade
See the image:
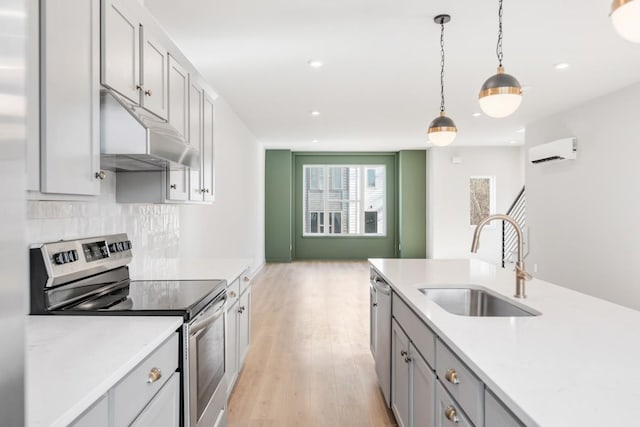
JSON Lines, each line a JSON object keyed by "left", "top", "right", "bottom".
{"left": 428, "top": 14, "right": 457, "bottom": 146}
{"left": 611, "top": 0, "right": 640, "bottom": 43}
{"left": 478, "top": 0, "right": 522, "bottom": 118}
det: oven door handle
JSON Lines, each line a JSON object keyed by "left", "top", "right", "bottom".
{"left": 190, "top": 294, "right": 227, "bottom": 335}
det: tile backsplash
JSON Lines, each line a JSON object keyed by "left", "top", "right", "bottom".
{"left": 26, "top": 172, "right": 179, "bottom": 278}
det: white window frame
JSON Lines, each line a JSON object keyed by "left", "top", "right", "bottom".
{"left": 303, "top": 164, "right": 386, "bottom": 237}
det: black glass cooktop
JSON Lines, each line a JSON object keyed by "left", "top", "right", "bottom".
{"left": 59, "top": 279, "right": 226, "bottom": 321}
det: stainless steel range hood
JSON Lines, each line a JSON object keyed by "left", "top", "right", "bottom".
{"left": 100, "top": 89, "right": 199, "bottom": 172}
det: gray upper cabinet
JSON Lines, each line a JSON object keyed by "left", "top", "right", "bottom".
{"left": 102, "top": 0, "right": 169, "bottom": 119}
{"left": 202, "top": 93, "right": 215, "bottom": 202}
{"left": 140, "top": 29, "right": 169, "bottom": 120}
{"left": 40, "top": 0, "right": 101, "bottom": 196}
{"left": 101, "top": 0, "right": 140, "bottom": 103}
{"left": 188, "top": 79, "right": 204, "bottom": 201}
{"left": 168, "top": 55, "right": 189, "bottom": 141}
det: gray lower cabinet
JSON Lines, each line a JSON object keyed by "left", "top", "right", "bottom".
{"left": 68, "top": 333, "right": 179, "bottom": 427}
{"left": 70, "top": 395, "right": 109, "bottom": 427}
{"left": 238, "top": 287, "right": 251, "bottom": 367}
{"left": 485, "top": 390, "right": 525, "bottom": 427}
{"left": 131, "top": 373, "right": 180, "bottom": 427}
{"left": 391, "top": 319, "right": 436, "bottom": 427}
{"left": 436, "top": 382, "right": 473, "bottom": 427}
{"left": 225, "top": 280, "right": 239, "bottom": 397}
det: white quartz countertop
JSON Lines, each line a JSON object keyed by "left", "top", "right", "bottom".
{"left": 26, "top": 316, "right": 182, "bottom": 427}
{"left": 369, "top": 258, "right": 640, "bottom": 427}
{"left": 132, "top": 257, "right": 252, "bottom": 285}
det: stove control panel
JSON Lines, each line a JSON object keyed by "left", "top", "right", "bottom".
{"left": 53, "top": 250, "right": 79, "bottom": 265}
{"left": 31, "top": 233, "right": 133, "bottom": 288}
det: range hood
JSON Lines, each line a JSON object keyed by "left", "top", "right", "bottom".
{"left": 100, "top": 89, "right": 199, "bottom": 172}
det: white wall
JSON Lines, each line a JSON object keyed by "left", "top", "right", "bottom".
{"left": 178, "top": 97, "right": 265, "bottom": 273}
{"left": 526, "top": 83, "right": 640, "bottom": 310}
{"left": 427, "top": 146, "right": 524, "bottom": 265}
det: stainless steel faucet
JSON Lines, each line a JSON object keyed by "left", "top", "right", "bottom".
{"left": 470, "top": 214, "right": 531, "bottom": 298}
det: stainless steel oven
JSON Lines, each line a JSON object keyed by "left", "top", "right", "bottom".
{"left": 188, "top": 290, "right": 228, "bottom": 427}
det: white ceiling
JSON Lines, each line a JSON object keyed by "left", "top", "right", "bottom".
{"left": 145, "top": 0, "right": 640, "bottom": 150}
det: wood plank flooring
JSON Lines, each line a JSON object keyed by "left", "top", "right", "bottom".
{"left": 228, "top": 261, "right": 397, "bottom": 427}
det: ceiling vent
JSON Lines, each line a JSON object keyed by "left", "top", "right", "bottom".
{"left": 529, "top": 137, "right": 577, "bottom": 164}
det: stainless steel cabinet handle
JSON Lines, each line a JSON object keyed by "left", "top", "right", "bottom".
{"left": 400, "top": 350, "right": 407, "bottom": 357}
{"left": 144, "top": 89, "right": 152, "bottom": 96}
{"left": 444, "top": 406, "right": 459, "bottom": 423}
{"left": 136, "top": 84, "right": 143, "bottom": 92}
{"left": 205, "top": 189, "right": 210, "bottom": 194}
{"left": 170, "top": 184, "right": 177, "bottom": 190}
{"left": 243, "top": 276, "right": 250, "bottom": 282}
{"left": 147, "top": 367, "right": 162, "bottom": 384}
{"left": 372, "top": 302, "right": 378, "bottom": 307}
{"left": 404, "top": 357, "right": 412, "bottom": 363}
{"left": 445, "top": 368, "right": 460, "bottom": 385}
{"left": 229, "top": 290, "right": 237, "bottom": 298}
{"left": 95, "top": 171, "right": 106, "bottom": 180}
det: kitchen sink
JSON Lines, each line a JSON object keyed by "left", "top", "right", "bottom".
{"left": 418, "top": 287, "right": 538, "bottom": 317}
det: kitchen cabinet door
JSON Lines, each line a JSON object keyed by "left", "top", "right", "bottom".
{"left": 140, "top": 29, "right": 168, "bottom": 119}
{"left": 168, "top": 55, "right": 189, "bottom": 141}
{"left": 238, "top": 288, "right": 251, "bottom": 368}
{"left": 101, "top": 0, "right": 140, "bottom": 103}
{"left": 202, "top": 92, "right": 215, "bottom": 202}
{"left": 130, "top": 372, "right": 180, "bottom": 427}
{"left": 391, "top": 320, "right": 410, "bottom": 427}
{"left": 188, "top": 79, "right": 204, "bottom": 202}
{"left": 412, "top": 344, "right": 436, "bottom": 427}
{"left": 225, "top": 299, "right": 239, "bottom": 399}
{"left": 167, "top": 169, "right": 189, "bottom": 201}
{"left": 40, "top": 0, "right": 100, "bottom": 195}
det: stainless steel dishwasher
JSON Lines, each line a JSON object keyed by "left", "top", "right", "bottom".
{"left": 370, "top": 268, "right": 392, "bottom": 407}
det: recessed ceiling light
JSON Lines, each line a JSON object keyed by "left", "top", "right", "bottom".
{"left": 554, "top": 63, "right": 570, "bottom": 70}
{"left": 310, "top": 110, "right": 320, "bottom": 117}
{"left": 516, "top": 127, "right": 525, "bottom": 133}
{"left": 307, "top": 60, "right": 324, "bottom": 68}
{"left": 312, "top": 139, "right": 319, "bottom": 143}
{"left": 472, "top": 112, "right": 482, "bottom": 117}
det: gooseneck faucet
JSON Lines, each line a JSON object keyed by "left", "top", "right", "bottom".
{"left": 471, "top": 214, "right": 531, "bottom": 298}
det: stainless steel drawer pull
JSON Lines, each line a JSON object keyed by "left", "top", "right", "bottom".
{"left": 404, "top": 356, "right": 412, "bottom": 363}
{"left": 445, "top": 368, "right": 460, "bottom": 384}
{"left": 144, "top": 89, "right": 152, "bottom": 96}
{"left": 400, "top": 350, "right": 407, "bottom": 356}
{"left": 372, "top": 302, "right": 378, "bottom": 307}
{"left": 170, "top": 184, "right": 177, "bottom": 190}
{"left": 229, "top": 290, "right": 237, "bottom": 298}
{"left": 444, "top": 406, "right": 459, "bottom": 423}
{"left": 147, "top": 367, "right": 162, "bottom": 384}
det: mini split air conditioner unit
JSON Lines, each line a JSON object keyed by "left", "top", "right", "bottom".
{"left": 528, "top": 137, "right": 577, "bottom": 164}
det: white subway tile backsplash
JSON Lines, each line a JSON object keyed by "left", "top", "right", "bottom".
{"left": 26, "top": 171, "right": 179, "bottom": 278}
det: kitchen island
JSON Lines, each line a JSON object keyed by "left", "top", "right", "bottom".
{"left": 370, "top": 258, "right": 640, "bottom": 426}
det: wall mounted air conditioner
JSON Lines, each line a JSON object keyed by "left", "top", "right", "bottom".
{"left": 529, "top": 137, "right": 577, "bottom": 164}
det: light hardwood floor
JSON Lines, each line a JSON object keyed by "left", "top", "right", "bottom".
{"left": 228, "top": 261, "right": 397, "bottom": 427}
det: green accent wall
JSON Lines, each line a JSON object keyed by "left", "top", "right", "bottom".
{"left": 293, "top": 153, "right": 397, "bottom": 260}
{"left": 265, "top": 150, "right": 292, "bottom": 262}
{"left": 398, "top": 150, "right": 427, "bottom": 258}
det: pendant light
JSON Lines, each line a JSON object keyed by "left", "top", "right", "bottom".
{"left": 611, "top": 0, "right": 640, "bottom": 43}
{"left": 428, "top": 14, "right": 457, "bottom": 147}
{"left": 478, "top": 0, "right": 522, "bottom": 118}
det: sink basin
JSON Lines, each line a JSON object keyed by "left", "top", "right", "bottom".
{"left": 418, "top": 287, "right": 538, "bottom": 317}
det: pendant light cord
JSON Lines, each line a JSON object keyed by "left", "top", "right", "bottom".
{"left": 440, "top": 20, "right": 446, "bottom": 113}
{"left": 496, "top": 0, "right": 504, "bottom": 67}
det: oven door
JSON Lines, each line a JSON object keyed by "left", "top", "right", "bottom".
{"left": 189, "top": 291, "right": 227, "bottom": 427}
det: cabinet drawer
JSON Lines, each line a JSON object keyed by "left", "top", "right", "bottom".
{"left": 239, "top": 269, "right": 251, "bottom": 295}
{"left": 227, "top": 278, "right": 240, "bottom": 306}
{"left": 131, "top": 372, "right": 180, "bottom": 427}
{"left": 436, "top": 339, "right": 484, "bottom": 427}
{"left": 112, "top": 333, "right": 179, "bottom": 427}
{"left": 436, "top": 381, "right": 474, "bottom": 427}
{"left": 485, "top": 389, "right": 524, "bottom": 427}
{"left": 392, "top": 293, "right": 435, "bottom": 367}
